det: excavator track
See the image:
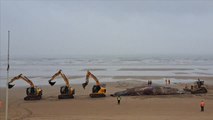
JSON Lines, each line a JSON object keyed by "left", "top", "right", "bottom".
{"left": 24, "top": 95, "right": 42, "bottom": 101}
{"left": 58, "top": 95, "right": 74, "bottom": 99}
{"left": 90, "top": 93, "right": 106, "bottom": 98}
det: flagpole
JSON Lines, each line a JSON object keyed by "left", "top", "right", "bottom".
{"left": 5, "top": 30, "right": 10, "bottom": 120}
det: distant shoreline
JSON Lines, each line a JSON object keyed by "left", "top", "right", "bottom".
{"left": 1, "top": 75, "right": 213, "bottom": 88}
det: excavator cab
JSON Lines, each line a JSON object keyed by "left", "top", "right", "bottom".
{"left": 49, "top": 70, "right": 75, "bottom": 99}
{"left": 57, "top": 86, "right": 75, "bottom": 99}
{"left": 92, "top": 84, "right": 106, "bottom": 94}
{"left": 25, "top": 87, "right": 42, "bottom": 100}
{"left": 8, "top": 74, "right": 42, "bottom": 101}
{"left": 60, "top": 86, "right": 75, "bottom": 95}
{"left": 90, "top": 85, "right": 106, "bottom": 98}
{"left": 26, "top": 87, "right": 35, "bottom": 95}
{"left": 196, "top": 80, "right": 204, "bottom": 88}
{"left": 92, "top": 85, "right": 101, "bottom": 93}
{"left": 83, "top": 71, "right": 106, "bottom": 98}
{"left": 191, "top": 79, "right": 207, "bottom": 94}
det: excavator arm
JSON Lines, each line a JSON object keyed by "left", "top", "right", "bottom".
{"left": 82, "top": 70, "right": 100, "bottom": 89}
{"left": 8, "top": 74, "right": 35, "bottom": 89}
{"left": 48, "top": 70, "right": 71, "bottom": 88}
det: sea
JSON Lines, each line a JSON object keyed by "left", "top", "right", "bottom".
{"left": 1, "top": 54, "right": 213, "bottom": 87}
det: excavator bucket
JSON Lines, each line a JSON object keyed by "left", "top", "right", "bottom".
{"left": 82, "top": 82, "right": 88, "bottom": 89}
{"left": 8, "top": 83, "right": 15, "bottom": 89}
{"left": 49, "top": 80, "right": 56, "bottom": 86}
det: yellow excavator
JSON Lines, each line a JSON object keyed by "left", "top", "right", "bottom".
{"left": 8, "top": 74, "right": 42, "bottom": 100}
{"left": 48, "top": 70, "right": 75, "bottom": 99}
{"left": 82, "top": 70, "right": 106, "bottom": 98}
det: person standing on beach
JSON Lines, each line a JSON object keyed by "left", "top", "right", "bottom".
{"left": 165, "top": 79, "right": 167, "bottom": 85}
{"left": 168, "top": 79, "right": 170, "bottom": 85}
{"left": 200, "top": 100, "right": 205, "bottom": 112}
{"left": 117, "top": 96, "right": 121, "bottom": 105}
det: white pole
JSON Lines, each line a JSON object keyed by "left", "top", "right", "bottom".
{"left": 5, "top": 30, "right": 10, "bottom": 120}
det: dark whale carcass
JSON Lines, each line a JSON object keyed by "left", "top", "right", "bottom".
{"left": 112, "top": 86, "right": 182, "bottom": 96}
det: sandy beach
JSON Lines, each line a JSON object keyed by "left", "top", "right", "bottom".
{"left": 1, "top": 77, "right": 213, "bottom": 120}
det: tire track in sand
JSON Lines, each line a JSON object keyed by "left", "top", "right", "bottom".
{"left": 9, "top": 101, "right": 33, "bottom": 120}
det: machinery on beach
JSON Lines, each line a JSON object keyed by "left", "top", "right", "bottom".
{"left": 184, "top": 78, "right": 208, "bottom": 94}
{"left": 48, "top": 70, "right": 75, "bottom": 99}
{"left": 82, "top": 70, "right": 106, "bottom": 98}
{"left": 8, "top": 74, "right": 42, "bottom": 100}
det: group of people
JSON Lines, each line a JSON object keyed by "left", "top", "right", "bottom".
{"left": 147, "top": 79, "right": 170, "bottom": 86}
{"left": 148, "top": 80, "right": 152, "bottom": 86}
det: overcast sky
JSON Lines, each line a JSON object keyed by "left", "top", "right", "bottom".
{"left": 1, "top": 0, "right": 213, "bottom": 57}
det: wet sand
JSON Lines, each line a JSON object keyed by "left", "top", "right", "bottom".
{"left": 118, "top": 68, "right": 194, "bottom": 71}
{"left": 1, "top": 79, "right": 213, "bottom": 120}
{"left": 112, "top": 76, "right": 213, "bottom": 81}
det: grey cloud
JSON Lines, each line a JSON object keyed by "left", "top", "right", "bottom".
{"left": 1, "top": 0, "right": 213, "bottom": 57}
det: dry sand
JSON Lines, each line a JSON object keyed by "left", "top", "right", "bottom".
{"left": 1, "top": 79, "right": 213, "bottom": 120}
